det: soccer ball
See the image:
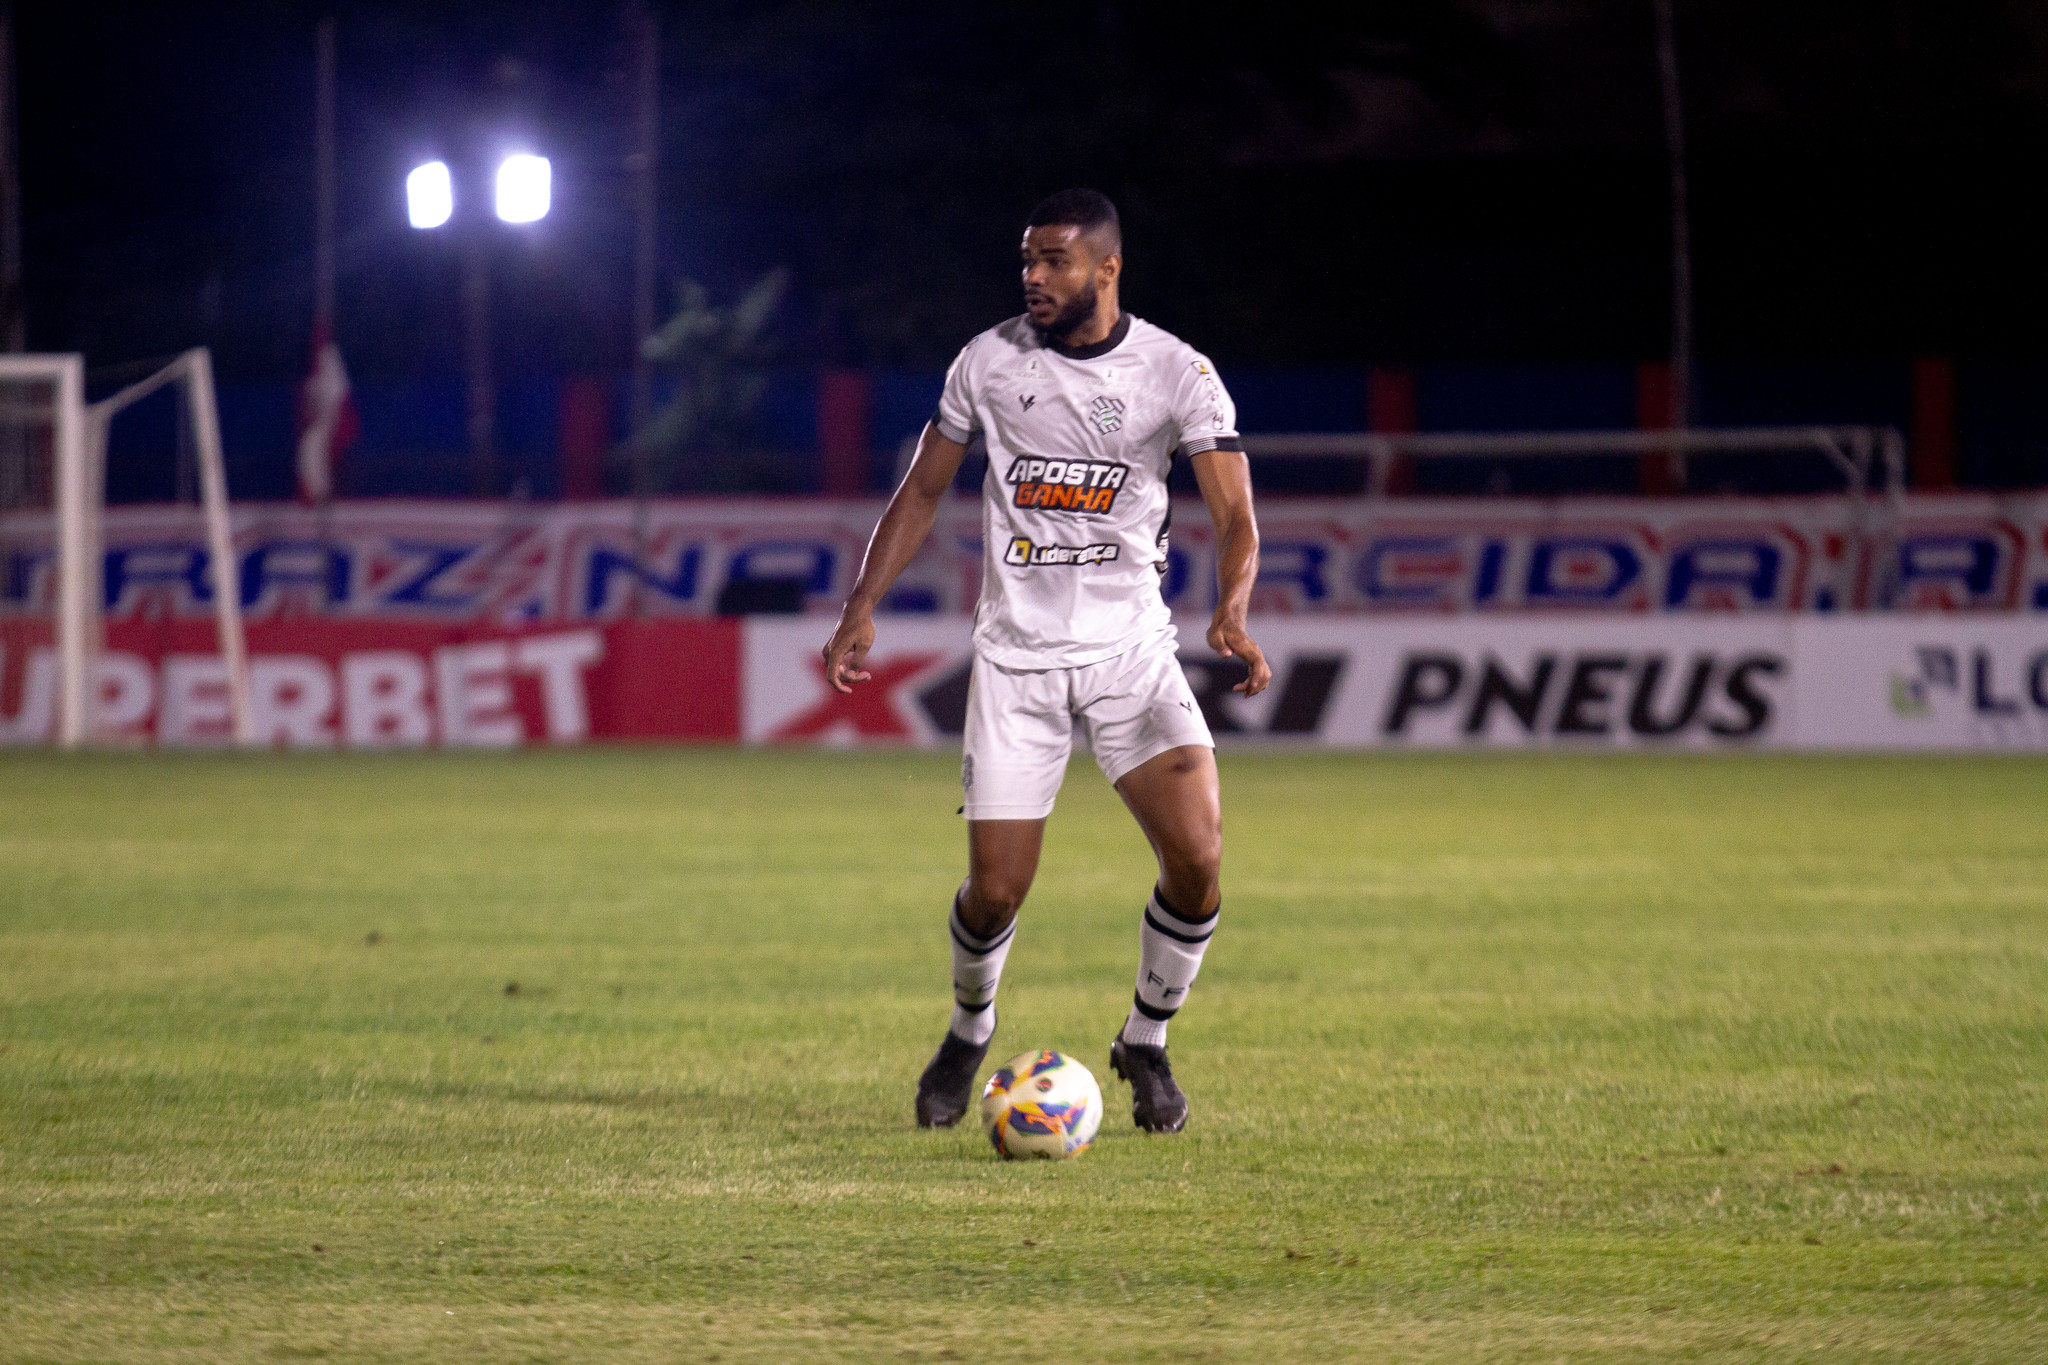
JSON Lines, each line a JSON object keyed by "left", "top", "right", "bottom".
{"left": 980, "top": 1050, "right": 1103, "bottom": 1160}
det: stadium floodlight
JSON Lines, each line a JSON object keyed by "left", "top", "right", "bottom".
{"left": 494, "top": 153, "right": 550, "bottom": 224}
{"left": 406, "top": 161, "right": 454, "bottom": 229}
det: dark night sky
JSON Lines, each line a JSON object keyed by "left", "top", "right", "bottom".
{"left": 12, "top": 1, "right": 2048, "bottom": 382}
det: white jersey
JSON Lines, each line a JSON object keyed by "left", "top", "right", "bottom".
{"left": 933, "top": 314, "right": 1240, "bottom": 670}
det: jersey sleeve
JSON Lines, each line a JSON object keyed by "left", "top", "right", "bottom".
{"left": 1170, "top": 352, "right": 1243, "bottom": 459}
{"left": 931, "top": 336, "right": 981, "bottom": 445}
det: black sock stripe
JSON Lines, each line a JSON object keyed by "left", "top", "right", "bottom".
{"left": 1150, "top": 885, "right": 1220, "bottom": 929}
{"left": 949, "top": 914, "right": 1015, "bottom": 957}
{"left": 1143, "top": 909, "right": 1214, "bottom": 946}
{"left": 952, "top": 995, "right": 993, "bottom": 1013}
{"left": 1131, "top": 991, "right": 1179, "bottom": 1022}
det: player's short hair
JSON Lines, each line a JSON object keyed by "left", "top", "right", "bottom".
{"left": 1026, "top": 188, "right": 1121, "bottom": 258}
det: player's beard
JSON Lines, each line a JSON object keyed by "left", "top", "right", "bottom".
{"left": 1028, "top": 282, "right": 1099, "bottom": 342}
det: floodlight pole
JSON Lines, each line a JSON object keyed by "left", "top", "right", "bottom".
{"left": 628, "top": 2, "right": 660, "bottom": 617}
{"left": 314, "top": 17, "right": 337, "bottom": 337}
{"left": 630, "top": 5, "right": 659, "bottom": 439}
{"left": 1, "top": 2, "right": 24, "bottom": 352}
{"left": 0, "top": 8, "right": 23, "bottom": 523}
{"left": 313, "top": 15, "right": 338, "bottom": 609}
{"left": 1653, "top": 0, "right": 1694, "bottom": 484}
{"left": 409, "top": 148, "right": 544, "bottom": 498}
{"left": 462, "top": 230, "right": 497, "bottom": 496}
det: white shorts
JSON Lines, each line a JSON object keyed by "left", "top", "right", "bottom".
{"left": 961, "top": 630, "right": 1214, "bottom": 820}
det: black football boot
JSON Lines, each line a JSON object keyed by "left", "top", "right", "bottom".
{"left": 914, "top": 1017, "right": 992, "bottom": 1128}
{"left": 1110, "top": 1035, "right": 1189, "bottom": 1133}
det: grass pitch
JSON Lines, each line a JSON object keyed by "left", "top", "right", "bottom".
{"left": 2, "top": 748, "right": 2045, "bottom": 1362}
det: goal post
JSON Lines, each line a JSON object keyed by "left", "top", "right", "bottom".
{"left": 87, "top": 348, "right": 254, "bottom": 747}
{"left": 0, "top": 352, "right": 89, "bottom": 745}
{"left": 0, "top": 347, "right": 252, "bottom": 748}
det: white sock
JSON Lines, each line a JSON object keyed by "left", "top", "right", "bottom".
{"left": 948, "top": 893, "right": 1014, "bottom": 1048}
{"left": 1121, "top": 886, "right": 1217, "bottom": 1049}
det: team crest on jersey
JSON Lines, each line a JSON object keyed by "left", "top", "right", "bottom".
{"left": 1089, "top": 395, "right": 1125, "bottom": 434}
{"left": 1005, "top": 456, "right": 1129, "bottom": 515}
{"left": 1004, "top": 537, "right": 1120, "bottom": 568}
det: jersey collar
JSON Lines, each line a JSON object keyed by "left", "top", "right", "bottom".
{"left": 1043, "top": 312, "right": 1130, "bottom": 361}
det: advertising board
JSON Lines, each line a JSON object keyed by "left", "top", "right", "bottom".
{"left": 6, "top": 492, "right": 2046, "bottom": 623}
{"left": 7, "top": 616, "right": 2046, "bottom": 753}
{"left": 741, "top": 615, "right": 2048, "bottom": 753}
{"left": 0, "top": 618, "right": 736, "bottom": 748}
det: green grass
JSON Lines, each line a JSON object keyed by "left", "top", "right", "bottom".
{"left": 2, "top": 748, "right": 2046, "bottom": 1362}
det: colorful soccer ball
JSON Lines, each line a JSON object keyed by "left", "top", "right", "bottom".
{"left": 979, "top": 1049, "right": 1103, "bottom": 1160}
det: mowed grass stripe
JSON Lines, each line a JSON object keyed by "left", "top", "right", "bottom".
{"left": 2, "top": 749, "right": 2045, "bottom": 1362}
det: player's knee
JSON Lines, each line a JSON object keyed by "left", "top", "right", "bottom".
{"left": 1185, "top": 848, "right": 1223, "bottom": 898}
{"left": 1179, "top": 822, "right": 1223, "bottom": 880}
{"left": 961, "top": 874, "right": 1030, "bottom": 933}
{"left": 1159, "top": 833, "right": 1221, "bottom": 907}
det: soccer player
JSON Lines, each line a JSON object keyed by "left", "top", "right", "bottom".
{"left": 821, "top": 189, "right": 1269, "bottom": 1134}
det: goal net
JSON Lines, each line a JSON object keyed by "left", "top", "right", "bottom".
{"left": 0, "top": 349, "right": 251, "bottom": 747}
{"left": 1246, "top": 424, "right": 1908, "bottom": 606}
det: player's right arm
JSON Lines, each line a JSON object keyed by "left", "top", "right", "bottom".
{"left": 822, "top": 421, "right": 969, "bottom": 694}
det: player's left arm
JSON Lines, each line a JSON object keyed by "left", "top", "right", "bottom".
{"left": 1190, "top": 449, "right": 1271, "bottom": 698}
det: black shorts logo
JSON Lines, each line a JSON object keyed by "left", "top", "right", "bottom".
{"left": 1005, "top": 456, "right": 1129, "bottom": 515}
{"left": 1004, "top": 537, "right": 1120, "bottom": 567}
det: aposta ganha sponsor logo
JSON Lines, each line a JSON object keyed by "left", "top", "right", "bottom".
{"left": 1004, "top": 456, "right": 1128, "bottom": 515}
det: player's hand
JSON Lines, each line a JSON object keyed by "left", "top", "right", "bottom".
{"left": 1207, "top": 612, "right": 1271, "bottom": 697}
{"left": 821, "top": 609, "right": 876, "bottom": 694}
